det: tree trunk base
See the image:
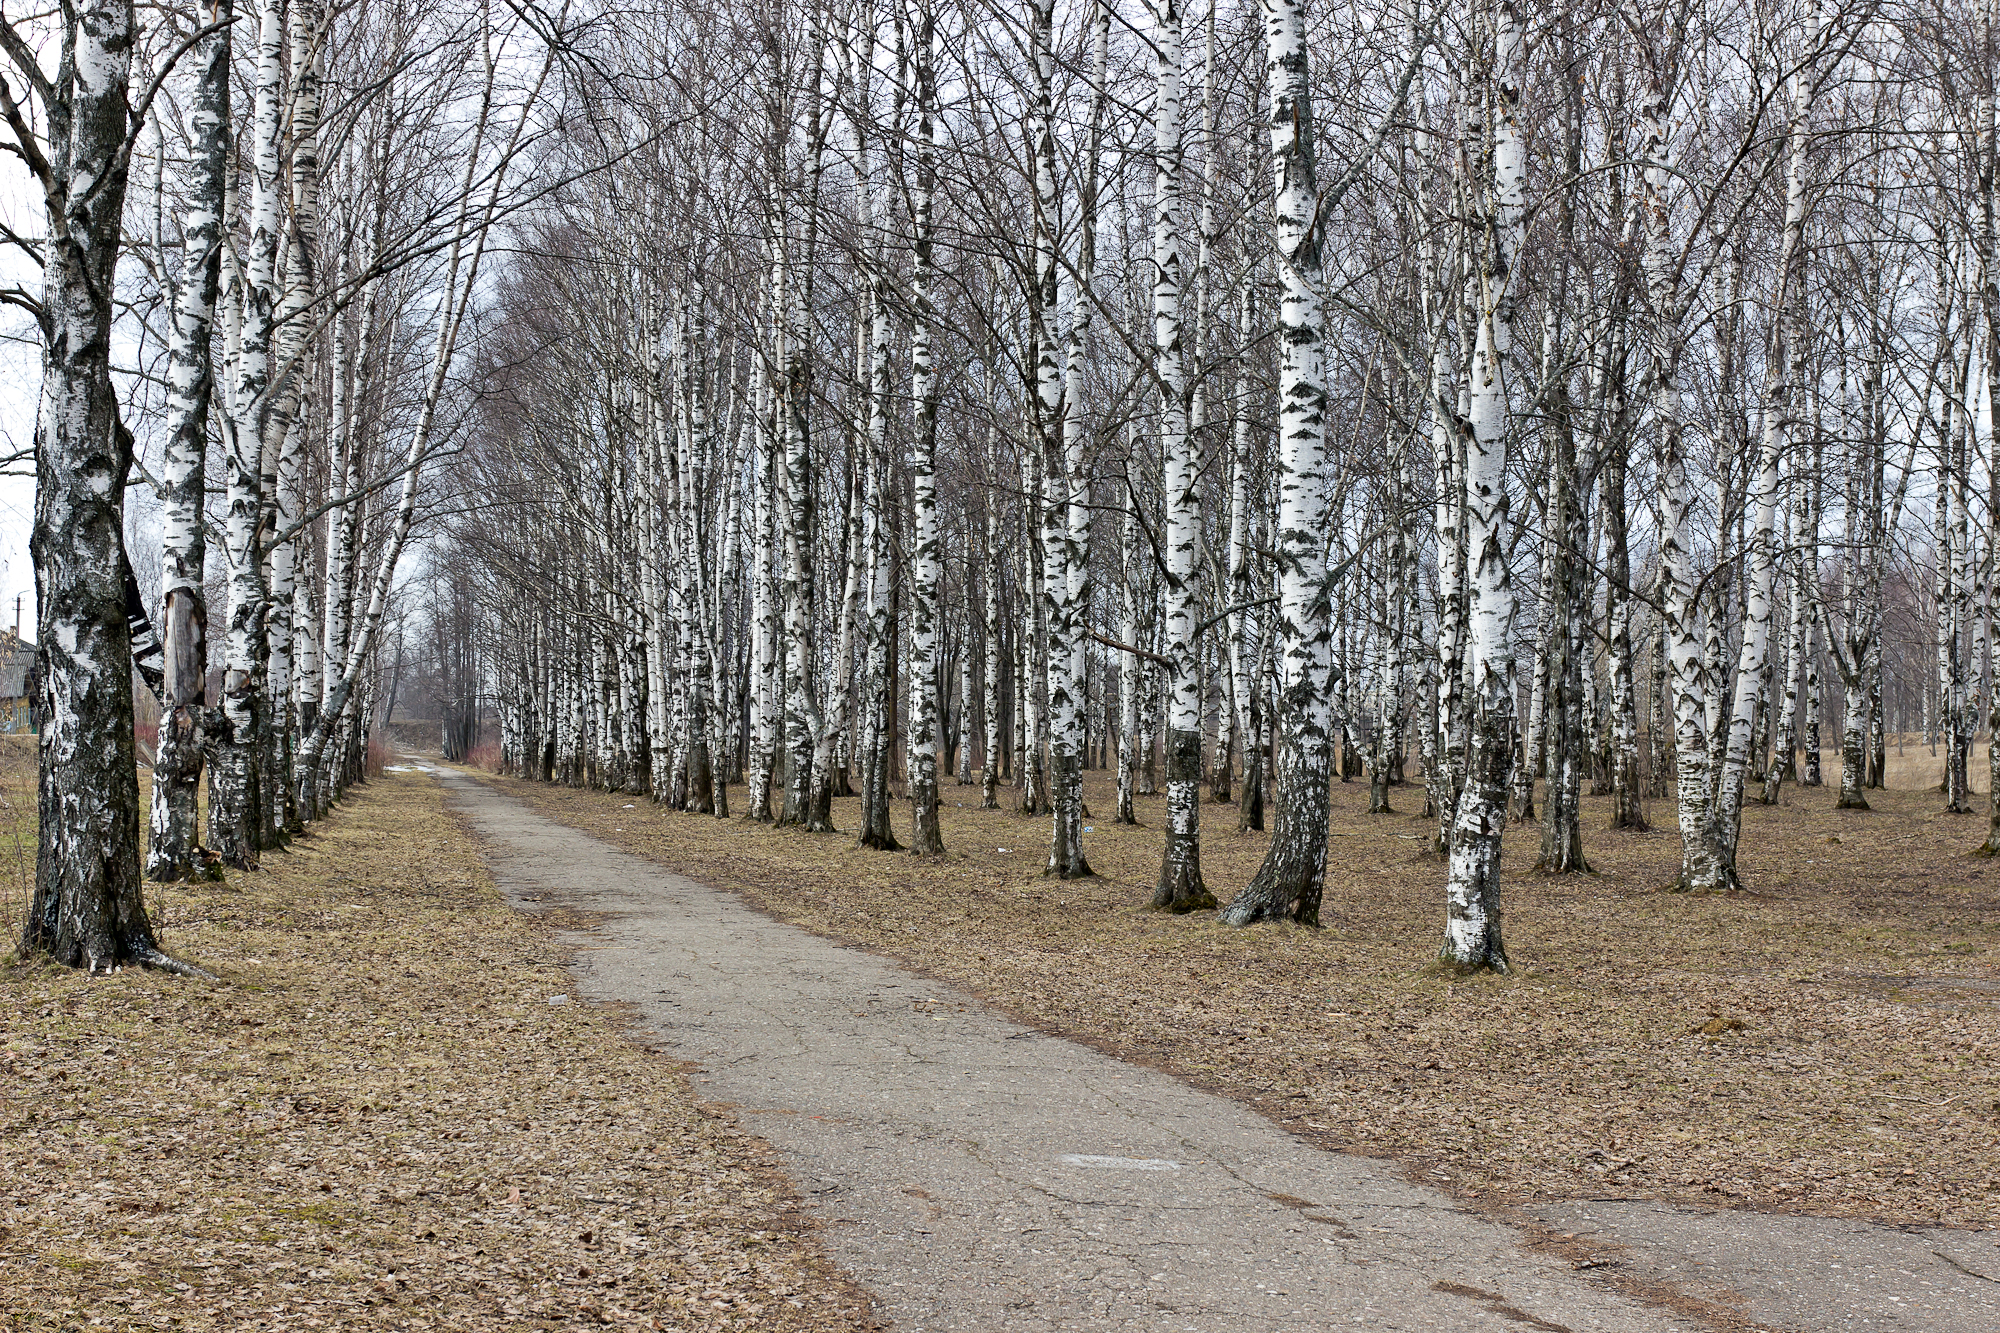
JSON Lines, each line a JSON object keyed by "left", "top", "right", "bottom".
{"left": 1667, "top": 867, "right": 1743, "bottom": 894}
{"left": 908, "top": 794, "right": 945, "bottom": 855}
{"left": 1149, "top": 882, "right": 1215, "bottom": 913}
{"left": 1430, "top": 948, "right": 1509, "bottom": 977}
{"left": 1218, "top": 870, "right": 1317, "bottom": 927}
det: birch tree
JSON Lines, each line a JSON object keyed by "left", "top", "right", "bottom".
{"left": 11, "top": 0, "right": 204, "bottom": 971}
{"left": 1438, "top": 0, "right": 1525, "bottom": 971}
{"left": 147, "top": 0, "right": 232, "bottom": 882}
{"left": 1149, "top": 0, "right": 1212, "bottom": 911}
{"left": 1218, "top": 0, "right": 1337, "bottom": 927}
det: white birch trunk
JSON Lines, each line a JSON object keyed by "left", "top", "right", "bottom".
{"left": 1220, "top": 0, "right": 1336, "bottom": 927}
{"left": 1149, "top": 0, "right": 1210, "bottom": 910}
{"left": 148, "top": 2, "right": 232, "bottom": 882}
{"left": 906, "top": 0, "right": 946, "bottom": 854}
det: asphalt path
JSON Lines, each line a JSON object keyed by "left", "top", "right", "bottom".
{"left": 435, "top": 766, "right": 2000, "bottom": 1333}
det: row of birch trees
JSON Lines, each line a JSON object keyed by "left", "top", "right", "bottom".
{"left": 439, "top": 0, "right": 2000, "bottom": 976}
{"left": 13, "top": 0, "right": 2000, "bottom": 976}
{"left": 10, "top": 0, "right": 569, "bottom": 969}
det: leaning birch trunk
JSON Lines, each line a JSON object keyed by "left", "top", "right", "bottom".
{"left": 1220, "top": 0, "right": 1336, "bottom": 927}
{"left": 1427, "top": 330, "right": 1470, "bottom": 851}
{"left": 148, "top": 0, "right": 233, "bottom": 883}
{"left": 1715, "top": 39, "right": 1816, "bottom": 875}
{"left": 24, "top": 0, "right": 202, "bottom": 973}
{"left": 1439, "top": 0, "right": 1524, "bottom": 971}
{"left": 905, "top": 0, "right": 946, "bottom": 856}
{"left": 1149, "top": 0, "right": 1210, "bottom": 911}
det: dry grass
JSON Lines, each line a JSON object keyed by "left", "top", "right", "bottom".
{"left": 488, "top": 763, "right": 2000, "bottom": 1234}
{"left": 1, "top": 756, "right": 875, "bottom": 1333}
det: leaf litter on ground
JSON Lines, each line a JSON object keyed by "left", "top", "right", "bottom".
{"left": 0, "top": 754, "right": 876, "bottom": 1333}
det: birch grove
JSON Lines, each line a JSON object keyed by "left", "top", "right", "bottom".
{"left": 11, "top": 0, "right": 2000, "bottom": 977}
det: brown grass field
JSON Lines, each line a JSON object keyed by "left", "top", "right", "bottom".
{"left": 0, "top": 738, "right": 874, "bottom": 1333}
{"left": 485, "top": 753, "right": 2000, "bottom": 1236}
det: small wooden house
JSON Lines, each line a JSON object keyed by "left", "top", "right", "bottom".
{"left": 0, "top": 630, "right": 36, "bottom": 734}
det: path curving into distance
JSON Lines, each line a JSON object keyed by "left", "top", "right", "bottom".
{"left": 435, "top": 766, "right": 2000, "bottom": 1333}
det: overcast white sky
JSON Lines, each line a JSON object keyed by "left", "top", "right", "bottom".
{"left": 1, "top": 142, "right": 40, "bottom": 637}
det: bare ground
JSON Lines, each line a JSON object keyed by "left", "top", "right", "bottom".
{"left": 0, "top": 745, "right": 875, "bottom": 1333}
{"left": 485, "top": 762, "right": 2000, "bottom": 1236}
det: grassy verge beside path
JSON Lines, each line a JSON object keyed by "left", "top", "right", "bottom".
{"left": 486, "top": 766, "right": 2000, "bottom": 1233}
{"left": 2, "top": 761, "right": 874, "bottom": 1333}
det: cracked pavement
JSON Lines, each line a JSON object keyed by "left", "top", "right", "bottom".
{"left": 440, "top": 770, "right": 1999, "bottom": 1332}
